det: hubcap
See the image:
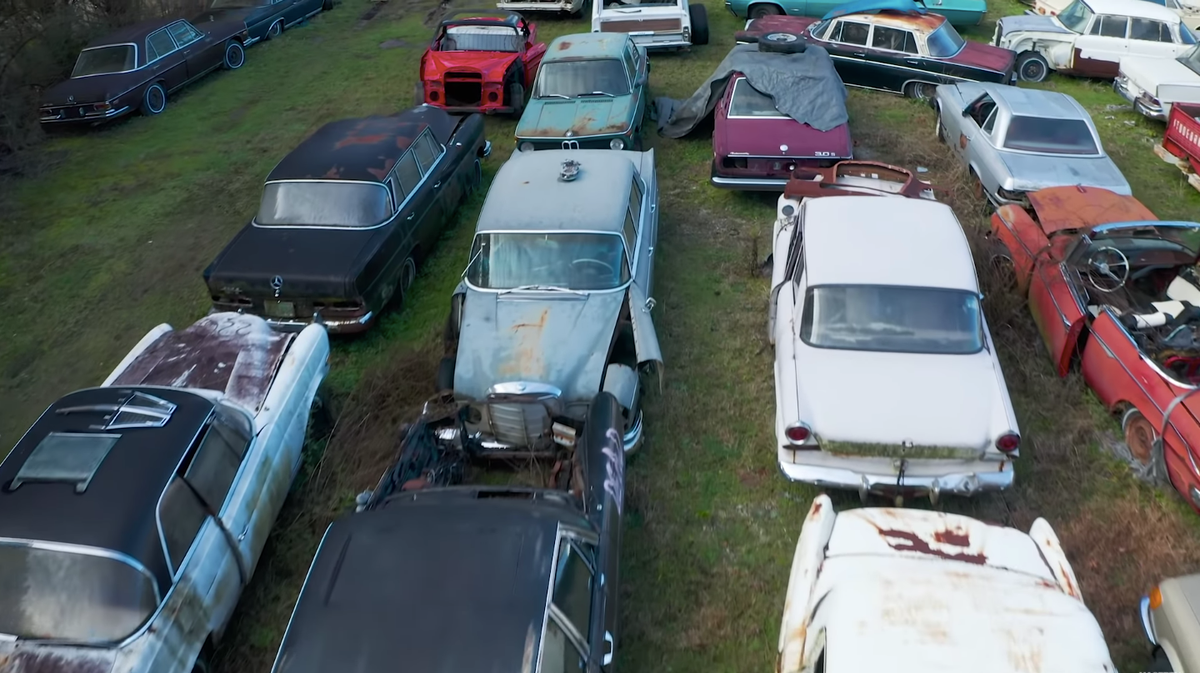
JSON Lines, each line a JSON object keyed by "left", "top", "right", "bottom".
{"left": 766, "top": 32, "right": 797, "bottom": 42}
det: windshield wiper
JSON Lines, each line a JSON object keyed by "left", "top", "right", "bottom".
{"left": 539, "top": 93, "right": 571, "bottom": 100}
{"left": 498, "top": 284, "right": 586, "bottom": 295}
{"left": 577, "top": 91, "right": 615, "bottom": 98}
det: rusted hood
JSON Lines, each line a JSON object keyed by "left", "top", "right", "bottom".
{"left": 0, "top": 647, "right": 116, "bottom": 673}
{"left": 946, "top": 40, "right": 1016, "bottom": 74}
{"left": 516, "top": 96, "right": 635, "bottom": 139}
{"left": 453, "top": 289, "right": 625, "bottom": 403}
{"left": 423, "top": 50, "right": 518, "bottom": 82}
{"left": 1027, "top": 186, "right": 1156, "bottom": 235}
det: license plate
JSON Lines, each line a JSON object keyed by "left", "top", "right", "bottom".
{"left": 265, "top": 300, "right": 295, "bottom": 318}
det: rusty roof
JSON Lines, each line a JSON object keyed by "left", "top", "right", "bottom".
{"left": 1027, "top": 186, "right": 1157, "bottom": 235}
{"left": 544, "top": 32, "right": 630, "bottom": 61}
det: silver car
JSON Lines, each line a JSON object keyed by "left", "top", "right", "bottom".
{"left": 437, "top": 149, "right": 662, "bottom": 455}
{"left": 933, "top": 82, "right": 1131, "bottom": 207}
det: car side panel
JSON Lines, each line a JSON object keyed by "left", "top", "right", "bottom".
{"left": 580, "top": 393, "right": 625, "bottom": 672}
{"left": 1027, "top": 261, "right": 1087, "bottom": 376}
{"left": 989, "top": 206, "right": 1050, "bottom": 291}
{"left": 1069, "top": 34, "right": 1126, "bottom": 77}
{"left": 150, "top": 44, "right": 190, "bottom": 93}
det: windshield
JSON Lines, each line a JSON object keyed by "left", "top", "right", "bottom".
{"left": 0, "top": 544, "right": 158, "bottom": 642}
{"left": 1089, "top": 227, "right": 1200, "bottom": 260}
{"left": 1181, "top": 44, "right": 1200, "bottom": 74}
{"left": 71, "top": 46, "right": 135, "bottom": 77}
{"left": 800, "top": 285, "right": 984, "bottom": 354}
{"left": 256, "top": 181, "right": 392, "bottom": 228}
{"left": 925, "top": 23, "right": 965, "bottom": 57}
{"left": 465, "top": 232, "right": 631, "bottom": 290}
{"left": 440, "top": 25, "right": 522, "bottom": 52}
{"left": 1003, "top": 116, "right": 1098, "bottom": 155}
{"left": 728, "top": 78, "right": 784, "bottom": 117}
{"left": 1057, "top": 0, "right": 1093, "bottom": 33}
{"left": 536, "top": 59, "right": 631, "bottom": 98}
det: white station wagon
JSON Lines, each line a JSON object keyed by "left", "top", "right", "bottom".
{"left": 0, "top": 313, "right": 329, "bottom": 673}
{"left": 768, "top": 194, "right": 1020, "bottom": 503}
{"left": 777, "top": 495, "right": 1117, "bottom": 673}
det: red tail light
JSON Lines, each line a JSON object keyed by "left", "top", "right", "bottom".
{"left": 94, "top": 102, "right": 112, "bottom": 111}
{"left": 995, "top": 432, "right": 1020, "bottom": 453}
{"left": 785, "top": 422, "right": 811, "bottom": 445}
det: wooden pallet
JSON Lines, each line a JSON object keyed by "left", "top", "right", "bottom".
{"left": 1155, "top": 143, "right": 1200, "bottom": 194}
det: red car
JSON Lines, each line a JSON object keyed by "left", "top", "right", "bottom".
{"left": 1156, "top": 102, "right": 1200, "bottom": 195}
{"left": 711, "top": 72, "right": 853, "bottom": 191}
{"left": 989, "top": 186, "right": 1200, "bottom": 513}
{"left": 416, "top": 10, "right": 546, "bottom": 116}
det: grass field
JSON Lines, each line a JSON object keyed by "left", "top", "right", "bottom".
{"left": 3, "top": 0, "right": 1200, "bottom": 669}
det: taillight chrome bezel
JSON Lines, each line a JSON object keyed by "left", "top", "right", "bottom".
{"left": 995, "top": 431, "right": 1020, "bottom": 453}
{"left": 784, "top": 421, "right": 812, "bottom": 446}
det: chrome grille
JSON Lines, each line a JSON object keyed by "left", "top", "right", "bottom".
{"left": 487, "top": 402, "right": 553, "bottom": 448}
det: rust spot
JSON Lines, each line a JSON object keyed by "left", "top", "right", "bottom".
{"left": 366, "top": 157, "right": 396, "bottom": 181}
{"left": 932, "top": 529, "right": 969, "bottom": 547}
{"left": 334, "top": 132, "right": 389, "bottom": 150}
{"left": 810, "top": 500, "right": 822, "bottom": 514}
{"left": 1027, "top": 186, "right": 1156, "bottom": 236}
{"left": 875, "top": 527, "right": 987, "bottom": 565}
{"left": 557, "top": 40, "right": 572, "bottom": 50}
{"left": 1058, "top": 563, "right": 1079, "bottom": 597}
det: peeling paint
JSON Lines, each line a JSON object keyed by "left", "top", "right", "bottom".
{"left": 873, "top": 526, "right": 988, "bottom": 565}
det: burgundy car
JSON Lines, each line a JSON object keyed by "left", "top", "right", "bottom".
{"left": 712, "top": 73, "right": 852, "bottom": 190}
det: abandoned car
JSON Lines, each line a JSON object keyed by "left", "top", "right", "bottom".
{"left": 592, "top": 0, "right": 710, "bottom": 49}
{"left": 0, "top": 312, "right": 330, "bottom": 673}
{"left": 988, "top": 187, "right": 1200, "bottom": 514}
{"left": 1117, "top": 43, "right": 1200, "bottom": 120}
{"left": 204, "top": 106, "right": 489, "bottom": 334}
{"left": 778, "top": 495, "right": 1115, "bottom": 673}
{"left": 1035, "top": 0, "right": 1200, "bottom": 33}
{"left": 515, "top": 33, "right": 648, "bottom": 152}
{"left": 201, "top": 0, "right": 330, "bottom": 47}
{"left": 270, "top": 393, "right": 628, "bottom": 673}
{"left": 737, "top": 0, "right": 1018, "bottom": 100}
{"left": 438, "top": 149, "right": 661, "bottom": 456}
{"left": 1156, "top": 101, "right": 1200, "bottom": 194}
{"left": 40, "top": 16, "right": 249, "bottom": 125}
{"left": 778, "top": 159, "right": 938, "bottom": 199}
{"left": 416, "top": 10, "right": 546, "bottom": 116}
{"left": 725, "top": 0, "right": 987, "bottom": 27}
{"left": 933, "top": 82, "right": 1130, "bottom": 207}
{"left": 1140, "top": 571, "right": 1200, "bottom": 672}
{"left": 769, "top": 193, "right": 1020, "bottom": 501}
{"left": 497, "top": 0, "right": 585, "bottom": 17}
{"left": 994, "top": 0, "right": 1197, "bottom": 82}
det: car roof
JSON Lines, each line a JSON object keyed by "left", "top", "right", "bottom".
{"left": 271, "top": 489, "right": 592, "bottom": 673}
{"left": 976, "top": 83, "right": 1088, "bottom": 120}
{"left": 0, "top": 386, "right": 214, "bottom": 592}
{"left": 477, "top": 150, "right": 637, "bottom": 234}
{"left": 803, "top": 196, "right": 978, "bottom": 291}
{"left": 544, "top": 32, "right": 629, "bottom": 61}
{"left": 85, "top": 17, "right": 178, "bottom": 47}
{"left": 266, "top": 106, "right": 457, "bottom": 183}
{"left": 1083, "top": 0, "right": 1180, "bottom": 21}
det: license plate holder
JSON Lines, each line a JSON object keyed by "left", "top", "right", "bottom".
{"left": 265, "top": 300, "right": 295, "bottom": 318}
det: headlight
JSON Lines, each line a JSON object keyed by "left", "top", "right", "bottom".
{"left": 518, "top": 141, "right": 534, "bottom": 152}
{"left": 609, "top": 137, "right": 626, "bottom": 150}
{"left": 997, "top": 187, "right": 1028, "bottom": 203}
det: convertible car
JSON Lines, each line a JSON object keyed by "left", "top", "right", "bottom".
{"left": 416, "top": 10, "right": 546, "bottom": 115}
{"left": 0, "top": 313, "right": 329, "bottom": 673}
{"left": 988, "top": 186, "right": 1200, "bottom": 513}
{"left": 204, "top": 106, "right": 489, "bottom": 334}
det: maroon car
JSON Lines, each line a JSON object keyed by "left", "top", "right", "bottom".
{"left": 711, "top": 73, "right": 852, "bottom": 190}
{"left": 39, "top": 16, "right": 249, "bottom": 126}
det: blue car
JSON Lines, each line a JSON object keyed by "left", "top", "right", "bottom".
{"left": 726, "top": 0, "right": 985, "bottom": 27}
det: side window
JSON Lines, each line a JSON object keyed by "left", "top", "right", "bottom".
{"left": 1130, "top": 18, "right": 1172, "bottom": 42}
{"left": 412, "top": 132, "right": 438, "bottom": 174}
{"left": 159, "top": 477, "right": 207, "bottom": 572}
{"left": 184, "top": 411, "right": 250, "bottom": 512}
{"left": 1092, "top": 15, "right": 1129, "bottom": 37}
{"left": 623, "top": 44, "right": 637, "bottom": 80}
{"left": 540, "top": 620, "right": 587, "bottom": 673}
{"left": 146, "top": 30, "right": 177, "bottom": 61}
{"left": 834, "top": 21, "right": 870, "bottom": 45}
{"left": 167, "top": 22, "right": 202, "bottom": 47}
{"left": 629, "top": 179, "right": 642, "bottom": 229}
{"left": 871, "top": 25, "right": 917, "bottom": 53}
{"left": 388, "top": 174, "right": 405, "bottom": 208}
{"left": 981, "top": 107, "right": 998, "bottom": 134}
{"left": 789, "top": 242, "right": 805, "bottom": 288}
{"left": 967, "top": 95, "right": 996, "bottom": 127}
{"left": 396, "top": 152, "right": 423, "bottom": 195}
{"left": 551, "top": 541, "right": 593, "bottom": 636}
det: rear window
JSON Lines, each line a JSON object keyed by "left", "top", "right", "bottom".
{"left": 728, "top": 78, "right": 784, "bottom": 118}
{"left": 1003, "top": 116, "right": 1099, "bottom": 155}
{"left": 256, "top": 181, "right": 393, "bottom": 228}
{"left": 800, "top": 285, "right": 983, "bottom": 355}
{"left": 71, "top": 46, "right": 135, "bottom": 77}
{"left": 0, "top": 544, "right": 158, "bottom": 642}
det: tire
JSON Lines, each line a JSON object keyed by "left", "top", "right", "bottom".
{"left": 398, "top": 256, "right": 417, "bottom": 302}
{"left": 414, "top": 81, "right": 426, "bottom": 106}
{"left": 757, "top": 31, "right": 806, "bottom": 53}
{"left": 266, "top": 20, "right": 283, "bottom": 39}
{"left": 689, "top": 4, "right": 709, "bottom": 45}
{"left": 748, "top": 3, "right": 782, "bottom": 17}
{"left": 1016, "top": 51, "right": 1049, "bottom": 83}
{"left": 140, "top": 82, "right": 167, "bottom": 116}
{"left": 508, "top": 81, "right": 526, "bottom": 117}
{"left": 987, "top": 244, "right": 1017, "bottom": 289}
{"left": 223, "top": 40, "right": 245, "bottom": 70}
{"left": 471, "top": 158, "right": 482, "bottom": 190}
{"left": 436, "top": 356, "right": 456, "bottom": 392}
{"left": 904, "top": 81, "right": 937, "bottom": 101}
{"left": 1122, "top": 407, "right": 1159, "bottom": 470}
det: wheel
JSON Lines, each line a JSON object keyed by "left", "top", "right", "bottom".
{"left": 414, "top": 81, "right": 425, "bottom": 106}
{"left": 1123, "top": 407, "right": 1161, "bottom": 474}
{"left": 748, "top": 3, "right": 782, "bottom": 18}
{"left": 266, "top": 20, "right": 283, "bottom": 39}
{"left": 471, "top": 158, "right": 482, "bottom": 190}
{"left": 436, "top": 356, "right": 456, "bottom": 392}
{"left": 508, "top": 82, "right": 525, "bottom": 116}
{"left": 223, "top": 40, "right": 245, "bottom": 70}
{"left": 988, "top": 247, "right": 1017, "bottom": 290}
{"left": 398, "top": 256, "right": 417, "bottom": 302}
{"left": 757, "top": 31, "right": 806, "bottom": 53}
{"left": 140, "top": 82, "right": 167, "bottom": 116}
{"left": 904, "top": 81, "right": 937, "bottom": 101}
{"left": 689, "top": 4, "right": 709, "bottom": 45}
{"left": 1016, "top": 51, "right": 1049, "bottom": 83}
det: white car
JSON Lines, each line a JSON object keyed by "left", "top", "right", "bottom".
{"left": 1117, "top": 42, "right": 1200, "bottom": 119}
{"left": 777, "top": 495, "right": 1117, "bottom": 673}
{"left": 592, "top": 0, "right": 709, "bottom": 50}
{"left": 995, "top": 0, "right": 1196, "bottom": 82}
{"left": 497, "top": 0, "right": 585, "bottom": 16}
{"left": 1035, "top": 0, "right": 1200, "bottom": 32}
{"left": 768, "top": 194, "right": 1020, "bottom": 503}
{"left": 0, "top": 313, "right": 329, "bottom": 673}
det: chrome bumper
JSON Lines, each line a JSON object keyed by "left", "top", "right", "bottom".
{"left": 777, "top": 450, "right": 1014, "bottom": 500}
{"left": 265, "top": 311, "right": 374, "bottom": 334}
{"left": 710, "top": 174, "right": 789, "bottom": 191}
{"left": 498, "top": 0, "right": 584, "bottom": 11}
{"left": 625, "top": 32, "right": 691, "bottom": 49}
{"left": 1114, "top": 80, "right": 1167, "bottom": 121}
{"left": 40, "top": 105, "right": 133, "bottom": 124}
{"left": 1140, "top": 595, "right": 1158, "bottom": 645}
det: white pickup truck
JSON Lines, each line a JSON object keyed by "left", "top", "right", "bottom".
{"left": 592, "top": 0, "right": 710, "bottom": 49}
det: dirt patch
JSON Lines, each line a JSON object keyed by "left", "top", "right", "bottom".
{"left": 355, "top": 0, "right": 388, "bottom": 28}
{"left": 379, "top": 38, "right": 409, "bottom": 49}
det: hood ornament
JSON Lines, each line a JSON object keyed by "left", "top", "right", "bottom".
{"left": 559, "top": 160, "right": 581, "bottom": 182}
{"left": 271, "top": 275, "right": 284, "bottom": 297}
{"left": 565, "top": 130, "right": 575, "bottom": 137}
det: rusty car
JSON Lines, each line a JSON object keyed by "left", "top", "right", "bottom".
{"left": 416, "top": 10, "right": 547, "bottom": 116}
{"left": 204, "top": 106, "right": 489, "bottom": 334}
{"left": 994, "top": 0, "right": 1197, "bottom": 82}
{"left": 988, "top": 186, "right": 1200, "bottom": 514}
{"left": 1141, "top": 571, "right": 1200, "bottom": 672}
{"left": 778, "top": 159, "right": 938, "bottom": 199}
{"left": 737, "top": 0, "right": 1018, "bottom": 100}
{"left": 1155, "top": 101, "right": 1200, "bottom": 194}
{"left": 592, "top": 0, "right": 709, "bottom": 49}
{"left": 269, "top": 392, "right": 628, "bottom": 673}
{"left": 515, "top": 33, "right": 649, "bottom": 152}
{"left": 40, "top": 16, "right": 249, "bottom": 125}
{"left": 933, "top": 82, "right": 1130, "bottom": 207}
{"left": 437, "top": 150, "right": 661, "bottom": 456}
{"left": 778, "top": 494, "right": 1115, "bottom": 673}
{"left": 769, "top": 188, "right": 1020, "bottom": 503}
{"left": 0, "top": 312, "right": 329, "bottom": 673}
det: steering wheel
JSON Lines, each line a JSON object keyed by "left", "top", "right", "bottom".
{"left": 572, "top": 258, "right": 615, "bottom": 278}
{"left": 1085, "top": 246, "right": 1130, "bottom": 293}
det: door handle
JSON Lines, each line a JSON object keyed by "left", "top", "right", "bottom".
{"left": 603, "top": 631, "right": 614, "bottom": 666}
{"left": 432, "top": 180, "right": 441, "bottom": 189}
{"left": 237, "top": 524, "right": 249, "bottom": 542}
{"left": 407, "top": 213, "right": 415, "bottom": 221}
{"left": 853, "top": 52, "right": 866, "bottom": 57}
{"left": 648, "top": 245, "right": 655, "bottom": 256}
{"left": 905, "top": 58, "right": 920, "bottom": 65}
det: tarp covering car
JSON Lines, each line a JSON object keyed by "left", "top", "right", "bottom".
{"left": 656, "top": 43, "right": 848, "bottom": 138}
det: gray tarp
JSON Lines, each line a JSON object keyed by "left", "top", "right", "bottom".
{"left": 655, "top": 43, "right": 848, "bottom": 138}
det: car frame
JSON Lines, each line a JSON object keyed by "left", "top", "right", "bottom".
{"left": 933, "top": 82, "right": 1131, "bottom": 207}
{"left": 1117, "top": 43, "right": 1200, "bottom": 120}
{"left": 0, "top": 312, "right": 329, "bottom": 673}
{"left": 592, "top": 0, "right": 710, "bottom": 49}
{"left": 725, "top": 0, "right": 987, "bottom": 29}
{"left": 204, "top": 106, "right": 489, "bottom": 334}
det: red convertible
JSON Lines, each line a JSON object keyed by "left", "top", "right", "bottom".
{"left": 416, "top": 10, "right": 546, "bottom": 115}
{"left": 989, "top": 185, "right": 1200, "bottom": 513}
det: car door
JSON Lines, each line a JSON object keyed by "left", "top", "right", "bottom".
{"left": 166, "top": 21, "right": 213, "bottom": 80}
{"left": 1028, "top": 253, "right": 1088, "bottom": 376}
{"left": 820, "top": 19, "right": 876, "bottom": 88}
{"left": 410, "top": 130, "right": 449, "bottom": 252}
{"left": 953, "top": 92, "right": 995, "bottom": 165}
{"left": 866, "top": 24, "right": 930, "bottom": 90}
{"left": 623, "top": 41, "right": 648, "bottom": 131}
{"left": 1072, "top": 14, "right": 1130, "bottom": 77}
{"left": 145, "top": 28, "right": 188, "bottom": 91}
{"left": 1128, "top": 16, "right": 1184, "bottom": 59}
{"left": 524, "top": 22, "right": 548, "bottom": 84}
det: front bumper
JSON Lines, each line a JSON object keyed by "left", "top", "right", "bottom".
{"left": 1140, "top": 595, "right": 1158, "bottom": 645}
{"left": 777, "top": 449, "right": 1014, "bottom": 500}
{"left": 448, "top": 408, "right": 644, "bottom": 455}
{"left": 1114, "top": 79, "right": 1167, "bottom": 121}
{"left": 434, "top": 103, "right": 517, "bottom": 115}
{"left": 40, "top": 104, "right": 133, "bottom": 125}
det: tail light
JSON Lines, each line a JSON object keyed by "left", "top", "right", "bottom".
{"left": 995, "top": 432, "right": 1020, "bottom": 453}
{"left": 785, "top": 422, "right": 812, "bottom": 446}
{"left": 94, "top": 102, "right": 112, "bottom": 111}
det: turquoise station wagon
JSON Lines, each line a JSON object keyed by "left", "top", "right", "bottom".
{"left": 515, "top": 33, "right": 649, "bottom": 152}
{"left": 726, "top": 0, "right": 986, "bottom": 27}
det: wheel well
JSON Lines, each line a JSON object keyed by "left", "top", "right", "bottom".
{"left": 748, "top": 2, "right": 784, "bottom": 13}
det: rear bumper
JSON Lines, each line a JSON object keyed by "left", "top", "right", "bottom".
{"left": 40, "top": 105, "right": 133, "bottom": 125}
{"left": 777, "top": 449, "right": 1014, "bottom": 499}
{"left": 625, "top": 32, "right": 691, "bottom": 49}
{"left": 710, "top": 174, "right": 789, "bottom": 191}
{"left": 267, "top": 311, "right": 375, "bottom": 334}
{"left": 1113, "top": 79, "right": 1167, "bottom": 121}
{"left": 497, "top": 0, "right": 584, "bottom": 11}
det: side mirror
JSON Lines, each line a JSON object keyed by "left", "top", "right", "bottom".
{"left": 961, "top": 107, "right": 971, "bottom": 118}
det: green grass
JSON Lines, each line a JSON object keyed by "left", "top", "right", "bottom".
{"left": 3, "top": 0, "right": 1200, "bottom": 670}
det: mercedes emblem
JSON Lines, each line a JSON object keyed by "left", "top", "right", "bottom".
{"left": 270, "top": 275, "right": 284, "bottom": 297}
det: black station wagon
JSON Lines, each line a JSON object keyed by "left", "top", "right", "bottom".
{"left": 204, "top": 105, "right": 490, "bottom": 334}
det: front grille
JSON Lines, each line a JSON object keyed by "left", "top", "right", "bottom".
{"left": 445, "top": 73, "right": 483, "bottom": 106}
{"left": 599, "top": 18, "right": 682, "bottom": 33}
{"left": 821, "top": 440, "right": 983, "bottom": 461}
{"left": 523, "top": 137, "right": 619, "bottom": 150}
{"left": 488, "top": 402, "right": 553, "bottom": 447}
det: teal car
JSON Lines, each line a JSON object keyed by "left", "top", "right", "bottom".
{"left": 515, "top": 33, "right": 649, "bottom": 152}
{"left": 726, "top": 0, "right": 986, "bottom": 27}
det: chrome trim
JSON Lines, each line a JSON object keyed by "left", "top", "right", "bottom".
{"left": 69, "top": 43, "right": 139, "bottom": 78}
{"left": 488, "top": 381, "right": 563, "bottom": 396}
{"left": 40, "top": 105, "right": 133, "bottom": 123}
{"left": 777, "top": 457, "right": 1013, "bottom": 494}
{"left": 622, "top": 409, "right": 643, "bottom": 454}
{"left": 1140, "top": 595, "right": 1157, "bottom": 645}
{"left": 265, "top": 311, "right": 374, "bottom": 331}
{"left": 268, "top": 524, "right": 334, "bottom": 673}
{"left": 1092, "top": 220, "right": 1200, "bottom": 234}
{"left": 534, "top": 526, "right": 601, "bottom": 673}
{"left": 711, "top": 174, "right": 789, "bottom": 190}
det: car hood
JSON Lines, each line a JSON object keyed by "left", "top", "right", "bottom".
{"left": 998, "top": 151, "right": 1131, "bottom": 194}
{"left": 715, "top": 117, "right": 852, "bottom": 158}
{"left": 423, "top": 50, "right": 520, "bottom": 81}
{"left": 516, "top": 96, "right": 635, "bottom": 139}
{"left": 1122, "top": 56, "right": 1200, "bottom": 91}
{"left": 998, "top": 14, "right": 1073, "bottom": 37}
{"left": 453, "top": 288, "right": 625, "bottom": 402}
{"left": 794, "top": 345, "right": 1011, "bottom": 449}
{"left": 946, "top": 40, "right": 1016, "bottom": 73}
{"left": 41, "top": 75, "right": 130, "bottom": 106}
{"left": 0, "top": 645, "right": 116, "bottom": 673}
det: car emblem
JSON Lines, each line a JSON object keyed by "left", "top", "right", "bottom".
{"left": 271, "top": 275, "right": 284, "bottom": 297}
{"left": 67, "top": 95, "right": 75, "bottom": 103}
{"left": 780, "top": 144, "right": 789, "bottom": 153}
{"left": 766, "top": 32, "right": 798, "bottom": 42}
